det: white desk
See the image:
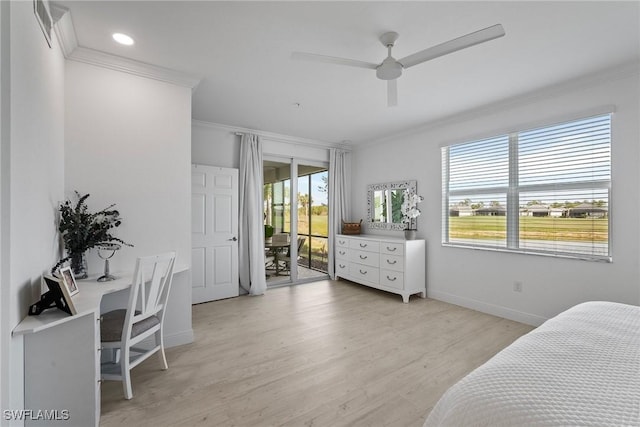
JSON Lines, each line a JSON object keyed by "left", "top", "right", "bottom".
{"left": 13, "top": 275, "right": 133, "bottom": 427}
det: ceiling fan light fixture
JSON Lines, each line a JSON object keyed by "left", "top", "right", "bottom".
{"left": 376, "top": 58, "right": 402, "bottom": 80}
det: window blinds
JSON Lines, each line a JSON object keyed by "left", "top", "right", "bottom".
{"left": 442, "top": 114, "right": 611, "bottom": 261}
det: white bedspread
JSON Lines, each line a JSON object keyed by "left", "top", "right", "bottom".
{"left": 424, "top": 301, "right": 640, "bottom": 427}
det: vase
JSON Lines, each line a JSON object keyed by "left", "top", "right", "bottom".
{"left": 70, "top": 252, "right": 88, "bottom": 279}
{"left": 404, "top": 229, "right": 417, "bottom": 240}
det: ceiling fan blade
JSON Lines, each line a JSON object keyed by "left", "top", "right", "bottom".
{"left": 291, "top": 52, "right": 378, "bottom": 70}
{"left": 399, "top": 24, "right": 505, "bottom": 69}
{"left": 387, "top": 79, "right": 398, "bottom": 107}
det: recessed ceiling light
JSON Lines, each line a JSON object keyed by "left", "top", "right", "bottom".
{"left": 112, "top": 33, "right": 134, "bottom": 46}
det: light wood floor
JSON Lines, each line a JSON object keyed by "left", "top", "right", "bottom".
{"left": 100, "top": 280, "right": 533, "bottom": 426}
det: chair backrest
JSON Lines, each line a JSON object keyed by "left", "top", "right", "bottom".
{"left": 123, "top": 252, "right": 176, "bottom": 341}
{"left": 287, "top": 237, "right": 306, "bottom": 258}
{"left": 297, "top": 237, "right": 306, "bottom": 252}
{"left": 272, "top": 233, "right": 290, "bottom": 244}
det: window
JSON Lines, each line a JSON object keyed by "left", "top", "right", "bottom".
{"left": 442, "top": 114, "right": 611, "bottom": 261}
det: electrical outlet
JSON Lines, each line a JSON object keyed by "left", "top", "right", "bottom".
{"left": 513, "top": 281, "right": 523, "bottom": 292}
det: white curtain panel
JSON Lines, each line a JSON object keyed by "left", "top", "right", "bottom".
{"left": 328, "top": 149, "right": 351, "bottom": 280}
{"left": 238, "top": 133, "right": 267, "bottom": 295}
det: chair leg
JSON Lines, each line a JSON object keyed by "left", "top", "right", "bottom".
{"left": 121, "top": 347, "right": 133, "bottom": 400}
{"left": 157, "top": 330, "right": 168, "bottom": 370}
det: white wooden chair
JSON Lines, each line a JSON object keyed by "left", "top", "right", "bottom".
{"left": 100, "top": 252, "right": 176, "bottom": 399}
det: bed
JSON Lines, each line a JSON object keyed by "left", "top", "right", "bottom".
{"left": 424, "top": 301, "right": 640, "bottom": 426}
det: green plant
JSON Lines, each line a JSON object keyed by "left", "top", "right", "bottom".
{"left": 264, "top": 224, "right": 274, "bottom": 238}
{"left": 52, "top": 191, "right": 132, "bottom": 273}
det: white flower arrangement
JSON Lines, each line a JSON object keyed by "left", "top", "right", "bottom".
{"left": 401, "top": 189, "right": 424, "bottom": 231}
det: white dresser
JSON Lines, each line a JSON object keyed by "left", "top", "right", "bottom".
{"left": 335, "top": 234, "right": 426, "bottom": 303}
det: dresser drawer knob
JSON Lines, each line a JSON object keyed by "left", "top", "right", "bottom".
{"left": 359, "top": 243, "right": 367, "bottom": 248}
{"left": 339, "top": 264, "right": 345, "bottom": 268}
{"left": 386, "top": 259, "right": 397, "bottom": 265}
{"left": 339, "top": 240, "right": 345, "bottom": 244}
{"left": 387, "top": 247, "right": 397, "bottom": 252}
{"left": 359, "top": 255, "right": 368, "bottom": 260}
{"left": 339, "top": 251, "right": 346, "bottom": 255}
{"left": 386, "top": 275, "right": 397, "bottom": 281}
{"left": 359, "top": 269, "right": 367, "bottom": 275}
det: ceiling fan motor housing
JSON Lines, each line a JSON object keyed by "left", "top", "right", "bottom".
{"left": 376, "top": 58, "right": 402, "bottom": 80}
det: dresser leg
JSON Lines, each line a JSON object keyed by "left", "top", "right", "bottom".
{"left": 402, "top": 294, "right": 409, "bottom": 303}
{"left": 420, "top": 291, "right": 426, "bottom": 299}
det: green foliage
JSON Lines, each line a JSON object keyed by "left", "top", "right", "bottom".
{"left": 449, "top": 216, "right": 608, "bottom": 242}
{"left": 52, "top": 191, "right": 132, "bottom": 273}
{"left": 310, "top": 205, "right": 328, "bottom": 216}
{"left": 391, "top": 191, "right": 404, "bottom": 223}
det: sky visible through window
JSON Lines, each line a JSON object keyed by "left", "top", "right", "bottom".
{"left": 448, "top": 115, "right": 610, "bottom": 208}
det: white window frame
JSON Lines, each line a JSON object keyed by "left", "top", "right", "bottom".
{"left": 442, "top": 113, "right": 612, "bottom": 262}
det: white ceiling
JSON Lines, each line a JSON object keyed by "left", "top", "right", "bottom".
{"left": 55, "top": 1, "right": 639, "bottom": 145}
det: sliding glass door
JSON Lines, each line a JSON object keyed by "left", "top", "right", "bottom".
{"left": 263, "top": 157, "right": 328, "bottom": 286}
{"left": 296, "top": 164, "right": 328, "bottom": 278}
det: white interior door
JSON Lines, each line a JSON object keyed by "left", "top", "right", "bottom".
{"left": 192, "top": 164, "right": 239, "bottom": 303}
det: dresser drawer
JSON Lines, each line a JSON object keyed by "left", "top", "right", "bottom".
{"left": 350, "top": 239, "right": 379, "bottom": 253}
{"left": 336, "top": 247, "right": 350, "bottom": 260}
{"left": 350, "top": 264, "right": 379, "bottom": 283}
{"left": 350, "top": 250, "right": 379, "bottom": 267}
{"left": 380, "top": 242, "right": 404, "bottom": 256}
{"left": 336, "top": 237, "right": 350, "bottom": 248}
{"left": 380, "top": 270, "right": 404, "bottom": 290}
{"left": 335, "top": 260, "right": 349, "bottom": 276}
{"left": 380, "top": 254, "right": 403, "bottom": 272}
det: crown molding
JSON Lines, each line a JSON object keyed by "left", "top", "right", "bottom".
{"left": 68, "top": 47, "right": 201, "bottom": 89}
{"left": 50, "top": 3, "right": 201, "bottom": 90}
{"left": 192, "top": 120, "right": 352, "bottom": 151}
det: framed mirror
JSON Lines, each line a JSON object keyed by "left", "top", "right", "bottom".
{"left": 367, "top": 180, "right": 417, "bottom": 230}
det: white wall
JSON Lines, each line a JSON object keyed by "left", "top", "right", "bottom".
{"left": 192, "top": 121, "right": 333, "bottom": 168}
{"left": 192, "top": 122, "right": 239, "bottom": 168}
{"left": 0, "top": 0, "right": 8, "bottom": 416}
{"left": 65, "top": 61, "right": 193, "bottom": 346}
{"left": 3, "top": 0, "right": 66, "bottom": 417}
{"left": 0, "top": 0, "right": 8, "bottom": 414}
{"left": 352, "top": 65, "right": 640, "bottom": 325}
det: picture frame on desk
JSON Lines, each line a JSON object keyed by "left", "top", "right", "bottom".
{"left": 59, "top": 265, "right": 79, "bottom": 296}
{"left": 31, "top": 275, "right": 78, "bottom": 316}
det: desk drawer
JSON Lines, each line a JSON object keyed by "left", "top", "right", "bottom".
{"left": 350, "top": 250, "right": 379, "bottom": 267}
{"left": 380, "top": 270, "right": 404, "bottom": 290}
{"left": 350, "top": 264, "right": 379, "bottom": 283}
{"left": 350, "top": 239, "right": 379, "bottom": 253}
{"left": 381, "top": 242, "right": 404, "bottom": 256}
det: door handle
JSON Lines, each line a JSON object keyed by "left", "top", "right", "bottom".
{"left": 228, "top": 237, "right": 237, "bottom": 241}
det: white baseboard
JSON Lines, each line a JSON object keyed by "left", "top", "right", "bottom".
{"left": 164, "top": 329, "right": 194, "bottom": 348}
{"left": 428, "top": 290, "right": 547, "bottom": 326}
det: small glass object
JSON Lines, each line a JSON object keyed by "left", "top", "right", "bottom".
{"left": 97, "top": 242, "right": 121, "bottom": 282}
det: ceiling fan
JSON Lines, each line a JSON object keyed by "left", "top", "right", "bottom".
{"left": 291, "top": 24, "right": 505, "bottom": 107}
